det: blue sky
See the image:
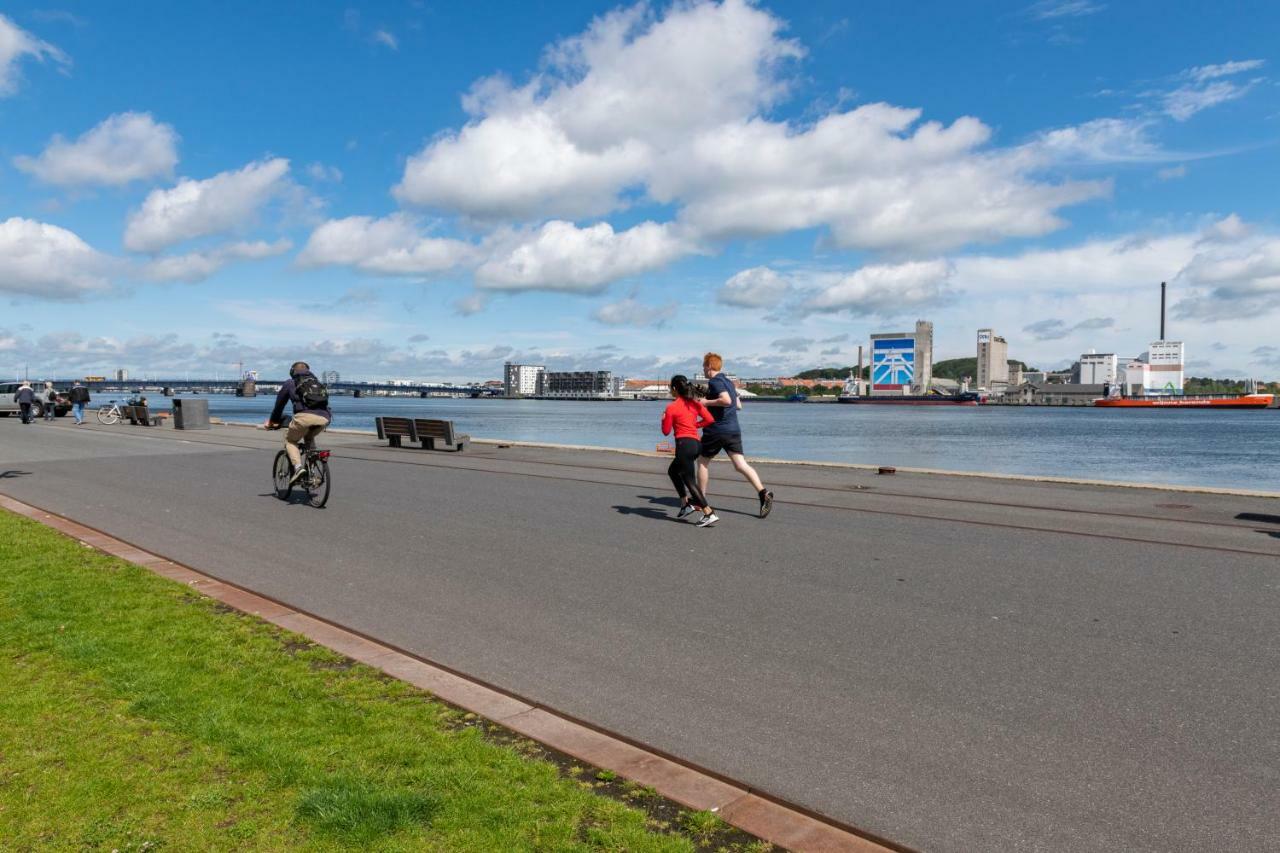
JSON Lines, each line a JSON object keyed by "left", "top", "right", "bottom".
{"left": 1, "top": 0, "right": 1277, "bottom": 380}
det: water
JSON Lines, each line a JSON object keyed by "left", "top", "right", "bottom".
{"left": 155, "top": 393, "right": 1278, "bottom": 491}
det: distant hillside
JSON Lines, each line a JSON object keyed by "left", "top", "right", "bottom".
{"left": 795, "top": 367, "right": 866, "bottom": 380}
{"left": 932, "top": 357, "right": 1033, "bottom": 381}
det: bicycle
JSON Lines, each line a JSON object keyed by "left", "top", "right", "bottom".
{"left": 96, "top": 400, "right": 123, "bottom": 425}
{"left": 270, "top": 427, "right": 332, "bottom": 508}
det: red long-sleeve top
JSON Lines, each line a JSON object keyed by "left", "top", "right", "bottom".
{"left": 661, "top": 397, "right": 714, "bottom": 440}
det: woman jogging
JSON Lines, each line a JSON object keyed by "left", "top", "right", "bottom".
{"left": 661, "top": 374, "right": 719, "bottom": 527}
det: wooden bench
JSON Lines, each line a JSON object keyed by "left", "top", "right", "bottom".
{"left": 122, "top": 405, "right": 163, "bottom": 426}
{"left": 374, "top": 416, "right": 469, "bottom": 451}
{"left": 375, "top": 416, "right": 416, "bottom": 448}
{"left": 413, "top": 418, "right": 469, "bottom": 452}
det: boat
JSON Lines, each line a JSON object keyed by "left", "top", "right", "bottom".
{"left": 1094, "top": 393, "right": 1274, "bottom": 409}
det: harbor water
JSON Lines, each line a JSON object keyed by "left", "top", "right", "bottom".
{"left": 150, "top": 393, "right": 1280, "bottom": 492}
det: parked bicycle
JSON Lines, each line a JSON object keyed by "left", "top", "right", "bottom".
{"left": 268, "top": 421, "right": 332, "bottom": 508}
{"left": 96, "top": 400, "right": 123, "bottom": 425}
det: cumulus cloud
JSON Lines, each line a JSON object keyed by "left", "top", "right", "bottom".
{"left": 1172, "top": 235, "right": 1280, "bottom": 320}
{"left": 0, "top": 217, "right": 111, "bottom": 298}
{"left": 124, "top": 158, "right": 291, "bottom": 253}
{"left": 306, "top": 162, "right": 343, "bottom": 183}
{"left": 392, "top": 0, "right": 1100, "bottom": 256}
{"left": 298, "top": 214, "right": 475, "bottom": 276}
{"left": 143, "top": 239, "right": 292, "bottom": 283}
{"left": 14, "top": 112, "right": 179, "bottom": 187}
{"left": 717, "top": 266, "right": 792, "bottom": 308}
{"left": 0, "top": 13, "right": 68, "bottom": 96}
{"left": 1022, "top": 316, "right": 1113, "bottom": 340}
{"left": 803, "top": 259, "right": 954, "bottom": 315}
{"left": 453, "top": 292, "right": 489, "bottom": 315}
{"left": 476, "top": 220, "right": 694, "bottom": 292}
{"left": 591, "top": 296, "right": 677, "bottom": 327}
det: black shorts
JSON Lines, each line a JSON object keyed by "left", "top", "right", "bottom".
{"left": 699, "top": 432, "right": 744, "bottom": 458}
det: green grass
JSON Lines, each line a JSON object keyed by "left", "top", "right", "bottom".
{"left": 0, "top": 509, "right": 709, "bottom": 851}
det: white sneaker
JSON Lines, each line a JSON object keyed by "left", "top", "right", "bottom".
{"left": 696, "top": 512, "right": 719, "bottom": 528}
{"left": 289, "top": 465, "right": 308, "bottom": 484}
{"left": 676, "top": 504, "right": 697, "bottom": 520}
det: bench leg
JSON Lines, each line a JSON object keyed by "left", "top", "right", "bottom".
{"left": 420, "top": 438, "right": 436, "bottom": 450}
{"left": 389, "top": 435, "right": 401, "bottom": 448}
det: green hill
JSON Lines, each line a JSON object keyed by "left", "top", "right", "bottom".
{"left": 931, "top": 357, "right": 1033, "bottom": 381}
{"left": 795, "top": 366, "right": 866, "bottom": 380}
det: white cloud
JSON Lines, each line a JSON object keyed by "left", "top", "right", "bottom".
{"left": 453, "top": 293, "right": 489, "bottom": 316}
{"left": 1160, "top": 60, "right": 1266, "bottom": 121}
{"left": 591, "top": 296, "right": 677, "bottom": 327}
{"left": 716, "top": 266, "right": 792, "bottom": 308}
{"left": 0, "top": 13, "right": 68, "bottom": 96}
{"left": 14, "top": 112, "right": 179, "bottom": 187}
{"left": 124, "top": 158, "right": 291, "bottom": 253}
{"left": 1028, "top": 1, "right": 1105, "bottom": 19}
{"left": 476, "top": 220, "right": 694, "bottom": 292}
{"left": 372, "top": 29, "right": 398, "bottom": 50}
{"left": 0, "top": 217, "right": 111, "bottom": 298}
{"left": 1029, "top": 118, "right": 1170, "bottom": 163}
{"left": 143, "top": 239, "right": 292, "bottom": 283}
{"left": 803, "top": 259, "right": 955, "bottom": 315}
{"left": 306, "top": 162, "right": 343, "bottom": 183}
{"left": 297, "top": 214, "right": 475, "bottom": 275}
{"left": 1173, "top": 236, "right": 1280, "bottom": 320}
{"left": 771, "top": 336, "right": 813, "bottom": 352}
{"left": 1157, "top": 164, "right": 1186, "bottom": 181}
{"left": 395, "top": 0, "right": 799, "bottom": 220}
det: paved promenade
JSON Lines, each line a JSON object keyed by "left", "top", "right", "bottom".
{"left": 2, "top": 418, "right": 1277, "bottom": 852}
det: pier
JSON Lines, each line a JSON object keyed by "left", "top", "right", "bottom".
{"left": 1, "top": 419, "right": 1277, "bottom": 852}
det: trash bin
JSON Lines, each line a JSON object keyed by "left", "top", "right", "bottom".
{"left": 172, "top": 398, "right": 210, "bottom": 430}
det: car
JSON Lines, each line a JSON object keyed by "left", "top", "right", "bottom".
{"left": 0, "top": 382, "right": 73, "bottom": 418}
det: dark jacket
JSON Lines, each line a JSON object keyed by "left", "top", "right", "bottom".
{"left": 13, "top": 387, "right": 35, "bottom": 404}
{"left": 69, "top": 386, "right": 91, "bottom": 404}
{"left": 270, "top": 373, "right": 332, "bottom": 424}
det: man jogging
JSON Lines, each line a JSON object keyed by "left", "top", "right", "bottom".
{"left": 696, "top": 352, "right": 774, "bottom": 518}
{"left": 263, "top": 361, "right": 331, "bottom": 484}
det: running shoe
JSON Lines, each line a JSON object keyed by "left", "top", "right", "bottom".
{"left": 289, "top": 465, "right": 308, "bottom": 485}
{"left": 676, "top": 504, "right": 697, "bottom": 520}
{"left": 759, "top": 490, "right": 774, "bottom": 519}
{"left": 696, "top": 512, "right": 719, "bottom": 528}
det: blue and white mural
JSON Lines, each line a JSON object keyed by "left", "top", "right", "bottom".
{"left": 872, "top": 337, "right": 915, "bottom": 390}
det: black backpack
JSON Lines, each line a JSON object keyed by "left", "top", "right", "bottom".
{"left": 294, "top": 373, "right": 329, "bottom": 409}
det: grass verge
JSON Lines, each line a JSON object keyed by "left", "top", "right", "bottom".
{"left": 0, "top": 509, "right": 769, "bottom": 851}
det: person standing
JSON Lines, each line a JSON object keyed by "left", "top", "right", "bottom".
{"left": 696, "top": 352, "right": 774, "bottom": 518}
{"left": 13, "top": 381, "right": 35, "bottom": 424}
{"left": 68, "top": 381, "right": 90, "bottom": 425}
{"left": 42, "top": 382, "right": 57, "bottom": 421}
{"left": 662, "top": 374, "right": 718, "bottom": 527}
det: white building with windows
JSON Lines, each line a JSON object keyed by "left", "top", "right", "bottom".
{"left": 503, "top": 363, "right": 545, "bottom": 397}
{"left": 1078, "top": 352, "right": 1118, "bottom": 385}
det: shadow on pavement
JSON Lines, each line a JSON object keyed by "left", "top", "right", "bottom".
{"left": 1236, "top": 512, "right": 1280, "bottom": 525}
{"left": 1, "top": 470, "right": 32, "bottom": 479}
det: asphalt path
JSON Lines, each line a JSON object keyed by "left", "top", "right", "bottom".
{"left": 2, "top": 419, "right": 1277, "bottom": 852}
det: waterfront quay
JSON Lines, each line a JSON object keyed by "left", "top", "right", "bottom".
{"left": 2, "top": 420, "right": 1277, "bottom": 852}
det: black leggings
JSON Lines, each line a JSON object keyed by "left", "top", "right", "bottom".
{"left": 668, "top": 438, "right": 710, "bottom": 510}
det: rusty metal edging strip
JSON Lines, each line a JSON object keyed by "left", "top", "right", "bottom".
{"left": 0, "top": 493, "right": 906, "bottom": 853}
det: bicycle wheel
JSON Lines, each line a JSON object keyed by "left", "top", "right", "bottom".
{"left": 273, "top": 450, "right": 293, "bottom": 500}
{"left": 305, "top": 457, "right": 330, "bottom": 508}
{"left": 97, "top": 405, "right": 119, "bottom": 425}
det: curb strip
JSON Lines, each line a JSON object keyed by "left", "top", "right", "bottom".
{"left": 0, "top": 493, "right": 900, "bottom": 853}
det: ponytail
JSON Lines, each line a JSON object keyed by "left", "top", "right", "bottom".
{"left": 670, "top": 374, "right": 694, "bottom": 400}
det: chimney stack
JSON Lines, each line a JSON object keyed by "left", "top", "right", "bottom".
{"left": 1160, "top": 281, "right": 1167, "bottom": 341}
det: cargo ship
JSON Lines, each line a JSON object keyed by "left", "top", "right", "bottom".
{"left": 1094, "top": 393, "right": 1274, "bottom": 409}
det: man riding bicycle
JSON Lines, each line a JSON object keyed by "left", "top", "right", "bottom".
{"left": 263, "top": 361, "right": 331, "bottom": 484}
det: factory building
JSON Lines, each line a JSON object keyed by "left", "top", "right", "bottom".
{"left": 1120, "top": 342, "right": 1184, "bottom": 396}
{"left": 1077, "top": 352, "right": 1119, "bottom": 385}
{"left": 976, "top": 329, "right": 1008, "bottom": 391}
{"left": 871, "top": 320, "right": 933, "bottom": 396}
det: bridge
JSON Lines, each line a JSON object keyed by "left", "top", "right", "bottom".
{"left": 49, "top": 378, "right": 502, "bottom": 397}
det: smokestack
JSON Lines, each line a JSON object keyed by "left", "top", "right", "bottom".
{"left": 858, "top": 345, "right": 864, "bottom": 387}
{"left": 1160, "top": 281, "right": 1166, "bottom": 341}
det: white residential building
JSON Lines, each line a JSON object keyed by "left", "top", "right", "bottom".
{"left": 503, "top": 363, "right": 545, "bottom": 397}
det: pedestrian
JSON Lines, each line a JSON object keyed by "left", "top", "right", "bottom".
{"left": 13, "top": 381, "right": 35, "bottom": 424}
{"left": 42, "top": 382, "right": 57, "bottom": 421}
{"left": 696, "top": 352, "right": 774, "bottom": 518}
{"left": 661, "top": 374, "right": 718, "bottom": 527}
{"left": 68, "top": 381, "right": 90, "bottom": 425}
